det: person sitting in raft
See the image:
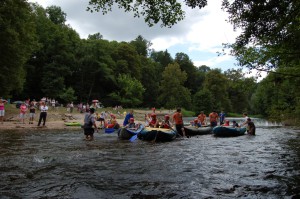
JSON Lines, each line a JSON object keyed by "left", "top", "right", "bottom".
{"left": 125, "top": 118, "right": 140, "bottom": 130}
{"left": 106, "top": 114, "right": 120, "bottom": 129}
{"left": 148, "top": 113, "right": 159, "bottom": 128}
{"left": 192, "top": 118, "right": 201, "bottom": 127}
{"left": 197, "top": 111, "right": 207, "bottom": 126}
{"left": 246, "top": 118, "right": 256, "bottom": 135}
{"left": 222, "top": 120, "right": 230, "bottom": 126}
{"left": 232, "top": 120, "right": 239, "bottom": 128}
{"left": 160, "top": 114, "right": 173, "bottom": 129}
{"left": 123, "top": 110, "right": 134, "bottom": 127}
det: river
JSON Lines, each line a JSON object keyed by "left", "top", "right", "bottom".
{"left": 0, "top": 118, "right": 299, "bottom": 199}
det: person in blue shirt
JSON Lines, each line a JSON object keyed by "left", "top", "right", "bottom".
{"left": 219, "top": 110, "right": 226, "bottom": 125}
{"left": 123, "top": 109, "right": 134, "bottom": 126}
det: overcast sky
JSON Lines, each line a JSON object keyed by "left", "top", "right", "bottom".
{"left": 28, "top": 0, "right": 241, "bottom": 71}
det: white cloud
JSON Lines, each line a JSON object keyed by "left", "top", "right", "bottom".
{"left": 28, "top": 0, "right": 241, "bottom": 71}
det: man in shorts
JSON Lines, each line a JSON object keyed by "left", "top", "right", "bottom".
{"left": 83, "top": 108, "right": 98, "bottom": 140}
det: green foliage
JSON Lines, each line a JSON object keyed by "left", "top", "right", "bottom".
{"left": 109, "top": 74, "right": 145, "bottom": 107}
{"left": 59, "top": 87, "right": 77, "bottom": 103}
{"left": 0, "top": 0, "right": 37, "bottom": 97}
{"left": 203, "top": 69, "right": 232, "bottom": 112}
{"left": 158, "top": 62, "right": 192, "bottom": 109}
{"left": 192, "top": 88, "right": 213, "bottom": 115}
{"left": 87, "top": 0, "right": 208, "bottom": 27}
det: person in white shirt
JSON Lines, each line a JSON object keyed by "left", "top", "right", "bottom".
{"left": 38, "top": 101, "right": 48, "bottom": 127}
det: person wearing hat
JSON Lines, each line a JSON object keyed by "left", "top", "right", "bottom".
{"left": 160, "top": 114, "right": 173, "bottom": 129}
{"left": 83, "top": 108, "right": 98, "bottom": 140}
{"left": 125, "top": 118, "right": 140, "bottom": 130}
{"left": 149, "top": 113, "right": 159, "bottom": 128}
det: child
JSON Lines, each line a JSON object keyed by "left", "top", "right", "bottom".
{"left": 29, "top": 101, "right": 36, "bottom": 124}
{"left": 19, "top": 103, "right": 27, "bottom": 124}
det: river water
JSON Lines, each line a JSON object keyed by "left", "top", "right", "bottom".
{"left": 0, "top": 118, "right": 299, "bottom": 199}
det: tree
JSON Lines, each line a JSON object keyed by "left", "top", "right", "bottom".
{"left": 150, "top": 50, "right": 173, "bottom": 68}
{"left": 130, "top": 35, "right": 152, "bottom": 57}
{"left": 203, "top": 69, "right": 231, "bottom": 112}
{"left": 222, "top": 0, "right": 300, "bottom": 73}
{"left": 193, "top": 88, "right": 213, "bottom": 114}
{"left": 158, "top": 62, "right": 191, "bottom": 109}
{"left": 87, "top": 0, "right": 208, "bottom": 27}
{"left": 0, "top": 0, "right": 37, "bottom": 97}
{"left": 109, "top": 74, "right": 145, "bottom": 107}
{"left": 224, "top": 69, "right": 256, "bottom": 113}
{"left": 175, "top": 52, "right": 198, "bottom": 94}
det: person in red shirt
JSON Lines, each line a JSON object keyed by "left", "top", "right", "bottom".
{"left": 172, "top": 108, "right": 187, "bottom": 137}
{"left": 19, "top": 103, "right": 27, "bottom": 124}
{"left": 160, "top": 114, "right": 172, "bottom": 129}
{"left": 149, "top": 113, "right": 159, "bottom": 128}
{"left": 209, "top": 110, "right": 219, "bottom": 127}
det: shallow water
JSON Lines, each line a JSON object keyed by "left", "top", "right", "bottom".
{"left": 0, "top": 119, "right": 299, "bottom": 199}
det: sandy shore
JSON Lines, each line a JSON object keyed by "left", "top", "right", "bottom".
{"left": 0, "top": 110, "right": 175, "bottom": 131}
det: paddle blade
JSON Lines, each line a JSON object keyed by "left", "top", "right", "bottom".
{"left": 129, "top": 134, "right": 138, "bottom": 142}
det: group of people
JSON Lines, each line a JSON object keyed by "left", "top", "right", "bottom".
{"left": 82, "top": 107, "right": 256, "bottom": 141}
{"left": 190, "top": 111, "right": 256, "bottom": 135}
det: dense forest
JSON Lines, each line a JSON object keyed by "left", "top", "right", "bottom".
{"left": 0, "top": 0, "right": 299, "bottom": 123}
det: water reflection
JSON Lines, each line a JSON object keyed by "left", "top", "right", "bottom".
{"left": 0, "top": 121, "right": 299, "bottom": 199}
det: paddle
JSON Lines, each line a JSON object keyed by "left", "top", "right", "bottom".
{"left": 129, "top": 134, "right": 138, "bottom": 142}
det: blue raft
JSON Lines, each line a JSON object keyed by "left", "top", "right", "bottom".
{"left": 212, "top": 126, "right": 247, "bottom": 137}
{"left": 118, "top": 124, "right": 144, "bottom": 140}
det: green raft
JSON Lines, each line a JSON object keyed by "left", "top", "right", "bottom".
{"left": 64, "top": 122, "right": 82, "bottom": 126}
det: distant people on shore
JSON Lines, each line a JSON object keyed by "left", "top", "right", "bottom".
{"left": 37, "top": 101, "right": 48, "bottom": 127}
{"left": 19, "top": 103, "right": 27, "bottom": 124}
{"left": 0, "top": 99, "right": 7, "bottom": 124}
{"left": 29, "top": 101, "right": 36, "bottom": 124}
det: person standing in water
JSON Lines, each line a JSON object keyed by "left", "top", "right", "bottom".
{"left": 172, "top": 108, "right": 187, "bottom": 138}
{"left": 83, "top": 108, "right": 98, "bottom": 140}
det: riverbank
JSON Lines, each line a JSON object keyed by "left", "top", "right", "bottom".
{"left": 0, "top": 105, "right": 175, "bottom": 131}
